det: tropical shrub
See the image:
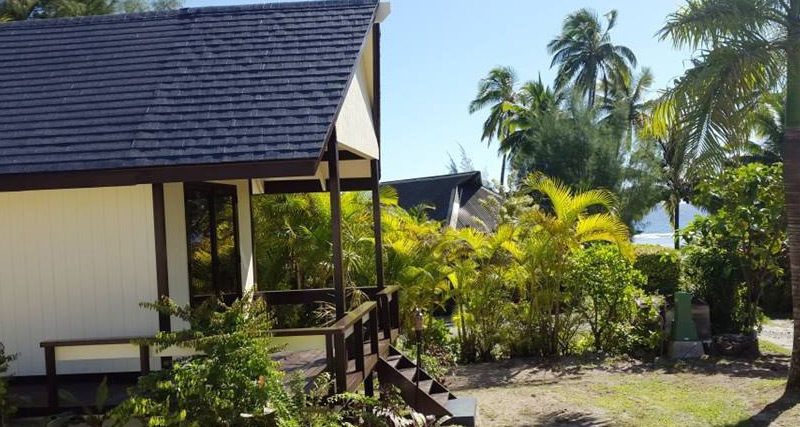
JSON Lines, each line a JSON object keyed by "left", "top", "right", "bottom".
{"left": 567, "top": 245, "right": 658, "bottom": 354}
{"left": 0, "top": 342, "right": 17, "bottom": 425}
{"left": 503, "top": 174, "right": 634, "bottom": 358}
{"left": 683, "top": 163, "right": 786, "bottom": 335}
{"left": 633, "top": 244, "right": 680, "bottom": 295}
{"left": 111, "top": 296, "right": 301, "bottom": 426}
{"left": 681, "top": 245, "right": 748, "bottom": 335}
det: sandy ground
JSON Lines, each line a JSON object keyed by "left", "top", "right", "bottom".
{"left": 447, "top": 353, "right": 800, "bottom": 426}
{"left": 762, "top": 319, "right": 794, "bottom": 351}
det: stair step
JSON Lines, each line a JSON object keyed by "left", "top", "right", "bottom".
{"left": 384, "top": 355, "right": 402, "bottom": 367}
{"left": 430, "top": 391, "right": 451, "bottom": 406}
{"left": 417, "top": 379, "right": 434, "bottom": 393}
{"left": 398, "top": 367, "right": 416, "bottom": 380}
{"left": 444, "top": 397, "right": 478, "bottom": 427}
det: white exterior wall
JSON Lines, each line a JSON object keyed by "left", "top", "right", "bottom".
{"left": 0, "top": 185, "right": 159, "bottom": 376}
{"left": 0, "top": 180, "right": 255, "bottom": 377}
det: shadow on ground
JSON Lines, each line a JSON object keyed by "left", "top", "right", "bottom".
{"left": 524, "top": 409, "right": 612, "bottom": 426}
{"left": 734, "top": 391, "right": 800, "bottom": 426}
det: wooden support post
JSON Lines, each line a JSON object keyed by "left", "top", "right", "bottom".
{"left": 369, "top": 308, "right": 379, "bottom": 355}
{"left": 44, "top": 346, "right": 57, "bottom": 411}
{"left": 139, "top": 345, "right": 151, "bottom": 375}
{"left": 364, "top": 373, "right": 374, "bottom": 397}
{"left": 152, "top": 183, "right": 172, "bottom": 368}
{"left": 334, "top": 331, "right": 348, "bottom": 393}
{"left": 328, "top": 133, "right": 346, "bottom": 319}
{"left": 354, "top": 320, "right": 365, "bottom": 379}
{"left": 371, "top": 160, "right": 385, "bottom": 290}
{"left": 379, "top": 294, "right": 391, "bottom": 340}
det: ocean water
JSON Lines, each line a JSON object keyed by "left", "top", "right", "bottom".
{"left": 632, "top": 203, "right": 706, "bottom": 248}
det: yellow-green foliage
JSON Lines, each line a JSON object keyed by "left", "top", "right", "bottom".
{"left": 633, "top": 245, "right": 680, "bottom": 295}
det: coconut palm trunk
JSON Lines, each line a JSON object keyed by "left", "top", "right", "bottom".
{"left": 785, "top": 1, "right": 800, "bottom": 388}
{"left": 673, "top": 200, "right": 680, "bottom": 250}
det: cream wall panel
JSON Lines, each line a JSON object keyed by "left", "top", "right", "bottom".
{"left": 0, "top": 185, "right": 159, "bottom": 376}
{"left": 335, "top": 30, "right": 379, "bottom": 160}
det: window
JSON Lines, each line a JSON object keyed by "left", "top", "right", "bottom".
{"left": 184, "top": 183, "right": 241, "bottom": 306}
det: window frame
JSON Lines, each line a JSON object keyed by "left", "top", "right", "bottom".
{"left": 183, "top": 182, "right": 242, "bottom": 306}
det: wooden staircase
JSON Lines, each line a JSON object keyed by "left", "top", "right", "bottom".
{"left": 377, "top": 347, "right": 477, "bottom": 426}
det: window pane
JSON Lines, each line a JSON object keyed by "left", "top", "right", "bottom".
{"left": 186, "top": 191, "right": 213, "bottom": 298}
{"left": 214, "top": 193, "right": 239, "bottom": 295}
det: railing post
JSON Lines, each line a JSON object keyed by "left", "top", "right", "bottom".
{"left": 354, "top": 319, "right": 364, "bottom": 378}
{"left": 379, "top": 294, "right": 391, "bottom": 340}
{"left": 369, "top": 307, "right": 379, "bottom": 356}
{"left": 391, "top": 290, "right": 400, "bottom": 330}
{"left": 334, "top": 331, "right": 348, "bottom": 393}
{"left": 44, "top": 346, "right": 57, "bottom": 411}
{"left": 139, "top": 344, "right": 151, "bottom": 375}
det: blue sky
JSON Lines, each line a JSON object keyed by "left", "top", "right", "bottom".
{"left": 187, "top": 0, "right": 693, "bottom": 182}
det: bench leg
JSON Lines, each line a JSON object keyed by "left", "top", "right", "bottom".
{"left": 44, "top": 347, "right": 57, "bottom": 411}
{"left": 364, "top": 373, "right": 374, "bottom": 396}
{"left": 139, "top": 345, "right": 150, "bottom": 375}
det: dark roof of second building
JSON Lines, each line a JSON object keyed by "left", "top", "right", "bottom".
{"left": 0, "top": 0, "right": 377, "bottom": 176}
{"left": 384, "top": 171, "right": 500, "bottom": 231}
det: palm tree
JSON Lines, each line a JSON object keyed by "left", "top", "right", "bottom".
{"left": 469, "top": 66, "right": 518, "bottom": 187}
{"left": 657, "top": 0, "right": 800, "bottom": 389}
{"left": 641, "top": 107, "right": 701, "bottom": 249}
{"left": 516, "top": 173, "right": 632, "bottom": 356}
{"left": 548, "top": 9, "right": 637, "bottom": 107}
{"left": 521, "top": 173, "right": 632, "bottom": 254}
{"left": 501, "top": 77, "right": 560, "bottom": 169}
{"left": 601, "top": 67, "right": 654, "bottom": 150}
{"left": 749, "top": 91, "right": 785, "bottom": 163}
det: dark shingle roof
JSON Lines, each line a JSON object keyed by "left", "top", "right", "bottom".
{"left": 384, "top": 171, "right": 500, "bottom": 231}
{"left": 0, "top": 1, "right": 377, "bottom": 176}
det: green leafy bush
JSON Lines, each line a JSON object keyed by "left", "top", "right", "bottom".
{"left": 633, "top": 245, "right": 680, "bottom": 295}
{"left": 111, "top": 296, "right": 309, "bottom": 426}
{"left": 567, "top": 245, "right": 659, "bottom": 354}
{"left": 397, "top": 318, "right": 458, "bottom": 383}
{"left": 1, "top": 342, "right": 17, "bottom": 425}
{"left": 683, "top": 163, "right": 786, "bottom": 334}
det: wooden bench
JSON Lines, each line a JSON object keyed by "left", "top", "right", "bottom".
{"left": 39, "top": 298, "right": 389, "bottom": 412}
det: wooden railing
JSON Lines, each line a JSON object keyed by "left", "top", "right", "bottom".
{"left": 270, "top": 300, "right": 379, "bottom": 393}
{"left": 257, "top": 285, "right": 401, "bottom": 392}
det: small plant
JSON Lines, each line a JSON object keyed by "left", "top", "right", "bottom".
{"left": 0, "top": 343, "right": 18, "bottom": 427}
{"left": 110, "top": 294, "right": 295, "bottom": 426}
{"left": 48, "top": 377, "right": 112, "bottom": 427}
{"left": 396, "top": 318, "right": 457, "bottom": 384}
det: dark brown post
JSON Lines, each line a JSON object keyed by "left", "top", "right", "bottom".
{"left": 334, "top": 331, "right": 348, "bottom": 393}
{"left": 354, "top": 320, "right": 364, "bottom": 377}
{"left": 44, "top": 346, "right": 57, "bottom": 411}
{"left": 371, "top": 160, "right": 385, "bottom": 290}
{"left": 139, "top": 345, "right": 151, "bottom": 375}
{"left": 369, "top": 307, "right": 380, "bottom": 355}
{"left": 152, "top": 183, "right": 171, "bottom": 368}
{"left": 328, "top": 133, "right": 347, "bottom": 319}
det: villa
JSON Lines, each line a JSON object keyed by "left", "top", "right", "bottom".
{"left": 0, "top": 1, "right": 475, "bottom": 424}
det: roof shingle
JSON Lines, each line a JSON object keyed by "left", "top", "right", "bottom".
{"left": 0, "top": 0, "right": 377, "bottom": 175}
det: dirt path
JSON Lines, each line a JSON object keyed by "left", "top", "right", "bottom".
{"left": 762, "top": 319, "right": 794, "bottom": 351}
{"left": 446, "top": 352, "right": 800, "bottom": 426}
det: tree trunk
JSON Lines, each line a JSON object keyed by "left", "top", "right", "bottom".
{"left": 784, "top": 1, "right": 800, "bottom": 389}
{"left": 500, "top": 153, "right": 507, "bottom": 187}
{"left": 673, "top": 200, "right": 680, "bottom": 250}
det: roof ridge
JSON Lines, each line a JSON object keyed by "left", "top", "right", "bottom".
{"left": 0, "top": 0, "right": 378, "bottom": 29}
{"left": 383, "top": 171, "right": 481, "bottom": 185}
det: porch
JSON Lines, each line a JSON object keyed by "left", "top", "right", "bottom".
{"left": 10, "top": 285, "right": 400, "bottom": 416}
